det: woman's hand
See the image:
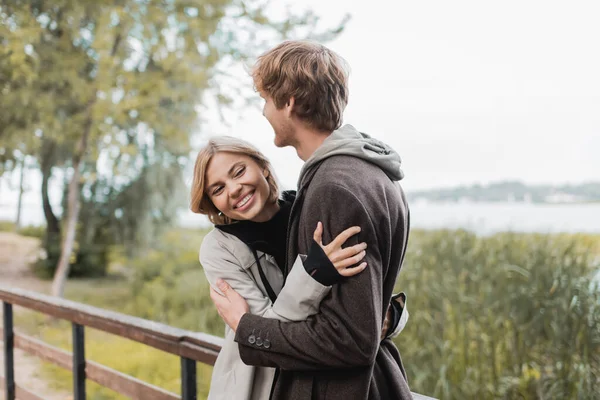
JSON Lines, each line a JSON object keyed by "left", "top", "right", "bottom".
{"left": 313, "top": 221, "right": 367, "bottom": 277}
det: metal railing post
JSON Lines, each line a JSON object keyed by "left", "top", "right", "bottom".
{"left": 72, "top": 323, "right": 86, "bottom": 400}
{"left": 3, "top": 302, "right": 15, "bottom": 400}
{"left": 181, "top": 357, "right": 196, "bottom": 400}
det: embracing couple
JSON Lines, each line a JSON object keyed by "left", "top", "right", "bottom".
{"left": 190, "top": 40, "right": 413, "bottom": 400}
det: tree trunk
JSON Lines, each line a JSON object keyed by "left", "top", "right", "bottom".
{"left": 41, "top": 140, "right": 61, "bottom": 242}
{"left": 14, "top": 156, "right": 26, "bottom": 229}
{"left": 51, "top": 113, "right": 93, "bottom": 297}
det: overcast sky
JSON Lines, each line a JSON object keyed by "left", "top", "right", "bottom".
{"left": 202, "top": 0, "right": 600, "bottom": 192}
{"left": 2, "top": 0, "right": 599, "bottom": 223}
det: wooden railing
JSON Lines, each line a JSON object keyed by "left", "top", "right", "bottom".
{"left": 0, "top": 286, "right": 436, "bottom": 400}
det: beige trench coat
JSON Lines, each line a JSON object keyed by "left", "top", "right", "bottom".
{"left": 200, "top": 228, "right": 331, "bottom": 400}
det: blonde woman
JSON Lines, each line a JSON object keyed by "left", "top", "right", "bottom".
{"left": 190, "top": 137, "right": 406, "bottom": 400}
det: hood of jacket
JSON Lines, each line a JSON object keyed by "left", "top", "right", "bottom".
{"left": 297, "top": 124, "right": 404, "bottom": 190}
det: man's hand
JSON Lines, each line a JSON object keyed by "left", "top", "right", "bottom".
{"left": 209, "top": 278, "right": 250, "bottom": 332}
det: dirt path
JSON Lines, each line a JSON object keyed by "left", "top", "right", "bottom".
{"left": 0, "top": 232, "right": 71, "bottom": 400}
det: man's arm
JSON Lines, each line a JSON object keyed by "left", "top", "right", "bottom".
{"left": 234, "top": 183, "right": 387, "bottom": 370}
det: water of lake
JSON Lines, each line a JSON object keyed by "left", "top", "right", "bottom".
{"left": 2, "top": 202, "right": 599, "bottom": 234}
{"left": 407, "top": 201, "right": 600, "bottom": 235}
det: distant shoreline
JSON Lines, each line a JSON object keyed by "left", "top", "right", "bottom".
{"left": 407, "top": 180, "right": 600, "bottom": 205}
{"left": 408, "top": 198, "right": 600, "bottom": 206}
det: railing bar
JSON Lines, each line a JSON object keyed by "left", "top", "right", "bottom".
{"left": 0, "top": 288, "right": 223, "bottom": 352}
{"left": 3, "top": 302, "right": 15, "bottom": 400}
{"left": 0, "top": 287, "right": 221, "bottom": 362}
{"left": 0, "top": 287, "right": 437, "bottom": 400}
{"left": 86, "top": 362, "right": 179, "bottom": 400}
{"left": 72, "top": 323, "right": 86, "bottom": 400}
{"left": 1, "top": 329, "right": 178, "bottom": 400}
{"left": 181, "top": 357, "right": 196, "bottom": 400}
{"left": 0, "top": 327, "right": 72, "bottom": 369}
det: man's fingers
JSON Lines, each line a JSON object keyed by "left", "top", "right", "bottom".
{"left": 337, "top": 262, "right": 367, "bottom": 277}
{"left": 216, "top": 278, "right": 229, "bottom": 293}
{"left": 210, "top": 287, "right": 227, "bottom": 310}
{"left": 216, "top": 279, "right": 246, "bottom": 304}
{"left": 330, "top": 226, "right": 361, "bottom": 248}
{"left": 313, "top": 221, "right": 323, "bottom": 246}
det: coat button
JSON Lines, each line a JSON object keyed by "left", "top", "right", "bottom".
{"left": 248, "top": 335, "right": 256, "bottom": 345}
{"left": 263, "top": 339, "right": 271, "bottom": 349}
{"left": 256, "top": 337, "right": 263, "bottom": 347}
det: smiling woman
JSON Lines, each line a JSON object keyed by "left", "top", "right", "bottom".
{"left": 204, "top": 152, "right": 279, "bottom": 223}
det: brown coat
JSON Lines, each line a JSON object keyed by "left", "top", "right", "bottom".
{"left": 234, "top": 148, "right": 412, "bottom": 399}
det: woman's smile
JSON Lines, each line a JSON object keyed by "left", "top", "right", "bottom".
{"left": 234, "top": 191, "right": 255, "bottom": 211}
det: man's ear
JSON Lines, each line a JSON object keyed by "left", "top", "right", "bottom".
{"left": 285, "top": 97, "right": 295, "bottom": 118}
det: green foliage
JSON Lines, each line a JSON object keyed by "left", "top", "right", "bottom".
{"left": 101, "top": 228, "right": 600, "bottom": 399}
{"left": 395, "top": 230, "right": 600, "bottom": 399}
{"left": 1, "top": 0, "right": 347, "bottom": 281}
{"left": 126, "top": 228, "right": 225, "bottom": 336}
{"left": 0, "top": 220, "right": 16, "bottom": 231}
{"left": 32, "top": 234, "right": 110, "bottom": 279}
{"left": 19, "top": 228, "right": 598, "bottom": 399}
{"left": 16, "top": 224, "right": 45, "bottom": 239}
{"left": 0, "top": 220, "right": 45, "bottom": 238}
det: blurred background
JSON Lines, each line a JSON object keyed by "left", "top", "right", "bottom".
{"left": 1, "top": 1, "right": 598, "bottom": 399}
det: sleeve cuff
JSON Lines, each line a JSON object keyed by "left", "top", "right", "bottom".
{"left": 303, "top": 239, "right": 343, "bottom": 286}
{"left": 387, "top": 292, "right": 408, "bottom": 338}
{"left": 234, "top": 312, "right": 255, "bottom": 345}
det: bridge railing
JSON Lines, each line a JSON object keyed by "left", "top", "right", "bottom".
{"left": 0, "top": 286, "right": 435, "bottom": 400}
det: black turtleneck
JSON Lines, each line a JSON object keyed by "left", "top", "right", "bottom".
{"left": 216, "top": 198, "right": 292, "bottom": 273}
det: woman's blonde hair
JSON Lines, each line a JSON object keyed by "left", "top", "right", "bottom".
{"left": 190, "top": 136, "right": 279, "bottom": 225}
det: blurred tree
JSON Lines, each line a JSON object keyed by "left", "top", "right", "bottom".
{"left": 0, "top": 0, "right": 347, "bottom": 296}
{"left": 13, "top": 153, "right": 28, "bottom": 229}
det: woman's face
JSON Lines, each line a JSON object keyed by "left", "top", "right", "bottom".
{"left": 205, "top": 152, "right": 277, "bottom": 223}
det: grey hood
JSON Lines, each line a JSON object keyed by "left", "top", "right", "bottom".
{"left": 298, "top": 124, "right": 404, "bottom": 188}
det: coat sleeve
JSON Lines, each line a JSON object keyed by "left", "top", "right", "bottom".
{"left": 234, "top": 183, "right": 386, "bottom": 370}
{"left": 387, "top": 292, "right": 409, "bottom": 338}
{"left": 200, "top": 233, "right": 331, "bottom": 323}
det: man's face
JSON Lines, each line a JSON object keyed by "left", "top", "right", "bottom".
{"left": 260, "top": 92, "right": 296, "bottom": 148}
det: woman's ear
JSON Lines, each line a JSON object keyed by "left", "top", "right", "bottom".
{"left": 263, "top": 168, "right": 270, "bottom": 178}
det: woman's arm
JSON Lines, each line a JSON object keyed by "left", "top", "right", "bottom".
{"left": 200, "top": 231, "right": 330, "bottom": 323}
{"left": 201, "top": 228, "right": 367, "bottom": 324}
{"left": 264, "top": 255, "right": 330, "bottom": 321}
